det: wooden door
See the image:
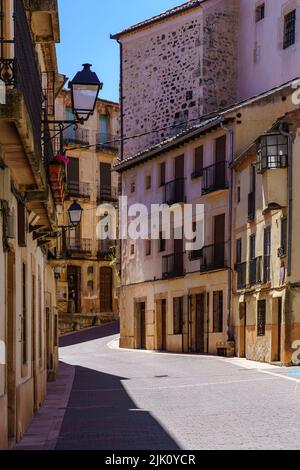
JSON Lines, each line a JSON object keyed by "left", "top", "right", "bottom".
{"left": 139, "top": 302, "right": 146, "bottom": 350}
{"left": 214, "top": 214, "right": 225, "bottom": 267}
{"left": 195, "top": 295, "right": 205, "bottom": 353}
{"left": 100, "top": 267, "right": 113, "bottom": 312}
{"left": 161, "top": 299, "right": 167, "bottom": 351}
{"left": 67, "top": 266, "right": 81, "bottom": 313}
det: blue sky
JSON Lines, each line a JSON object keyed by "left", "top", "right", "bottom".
{"left": 57, "top": 0, "right": 182, "bottom": 103}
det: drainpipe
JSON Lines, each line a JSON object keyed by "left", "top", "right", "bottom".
{"left": 116, "top": 38, "right": 124, "bottom": 161}
{"left": 279, "top": 123, "right": 293, "bottom": 277}
{"left": 221, "top": 123, "right": 235, "bottom": 342}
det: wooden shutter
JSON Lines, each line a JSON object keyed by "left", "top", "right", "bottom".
{"left": 194, "top": 147, "right": 204, "bottom": 175}
{"left": 17, "top": 202, "right": 27, "bottom": 247}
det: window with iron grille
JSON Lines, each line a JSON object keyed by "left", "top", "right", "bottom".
{"left": 255, "top": 4, "right": 265, "bottom": 22}
{"left": 173, "top": 297, "right": 183, "bottom": 335}
{"left": 257, "top": 300, "right": 266, "bottom": 336}
{"left": 213, "top": 291, "right": 223, "bottom": 333}
{"left": 283, "top": 10, "right": 296, "bottom": 49}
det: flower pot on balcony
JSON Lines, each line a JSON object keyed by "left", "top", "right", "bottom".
{"left": 49, "top": 163, "right": 63, "bottom": 181}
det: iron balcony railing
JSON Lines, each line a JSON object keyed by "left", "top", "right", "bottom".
{"left": 0, "top": 0, "right": 43, "bottom": 157}
{"left": 200, "top": 242, "right": 227, "bottom": 272}
{"left": 64, "top": 128, "right": 89, "bottom": 146}
{"left": 67, "top": 238, "right": 92, "bottom": 253}
{"left": 96, "top": 133, "right": 119, "bottom": 152}
{"left": 202, "top": 161, "right": 227, "bottom": 195}
{"left": 67, "top": 180, "right": 91, "bottom": 199}
{"left": 248, "top": 192, "right": 256, "bottom": 221}
{"left": 163, "top": 178, "right": 185, "bottom": 205}
{"left": 236, "top": 262, "right": 247, "bottom": 290}
{"left": 162, "top": 253, "right": 185, "bottom": 279}
{"left": 97, "top": 184, "right": 119, "bottom": 203}
{"left": 97, "top": 240, "right": 115, "bottom": 260}
{"left": 249, "top": 257, "right": 262, "bottom": 286}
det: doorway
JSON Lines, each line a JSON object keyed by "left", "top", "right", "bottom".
{"left": 156, "top": 299, "right": 167, "bottom": 351}
{"left": 100, "top": 267, "right": 113, "bottom": 312}
{"left": 7, "top": 252, "right": 16, "bottom": 442}
{"left": 67, "top": 266, "right": 81, "bottom": 313}
{"left": 276, "top": 298, "right": 282, "bottom": 362}
{"left": 195, "top": 294, "right": 205, "bottom": 353}
{"left": 136, "top": 302, "right": 146, "bottom": 350}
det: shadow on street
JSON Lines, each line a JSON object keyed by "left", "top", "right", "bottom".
{"left": 59, "top": 321, "right": 120, "bottom": 348}
{"left": 55, "top": 363, "right": 180, "bottom": 450}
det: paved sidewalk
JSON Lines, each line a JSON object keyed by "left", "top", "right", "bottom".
{"left": 14, "top": 362, "right": 75, "bottom": 450}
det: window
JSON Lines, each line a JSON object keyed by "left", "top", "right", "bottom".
{"left": 237, "top": 185, "right": 241, "bottom": 204}
{"left": 130, "top": 244, "right": 135, "bottom": 255}
{"left": 258, "top": 134, "right": 288, "bottom": 172}
{"left": 100, "top": 267, "right": 113, "bottom": 312}
{"left": 255, "top": 4, "right": 265, "bottom": 22}
{"left": 257, "top": 300, "right": 266, "bottom": 336}
{"left": 159, "top": 231, "right": 166, "bottom": 253}
{"left": 283, "top": 10, "right": 296, "bottom": 49}
{"left": 21, "top": 263, "right": 27, "bottom": 365}
{"left": 160, "top": 162, "right": 166, "bottom": 187}
{"left": 67, "top": 157, "right": 80, "bottom": 196}
{"left": 18, "top": 202, "right": 27, "bottom": 247}
{"left": 250, "top": 234, "right": 256, "bottom": 261}
{"left": 192, "top": 146, "right": 204, "bottom": 179}
{"left": 145, "top": 240, "right": 151, "bottom": 256}
{"left": 236, "top": 238, "right": 242, "bottom": 264}
{"left": 280, "top": 217, "right": 288, "bottom": 256}
{"left": 145, "top": 175, "right": 152, "bottom": 190}
{"left": 173, "top": 297, "right": 183, "bottom": 335}
{"left": 213, "top": 291, "right": 223, "bottom": 333}
{"left": 189, "top": 221, "right": 202, "bottom": 261}
{"left": 100, "top": 162, "right": 112, "bottom": 200}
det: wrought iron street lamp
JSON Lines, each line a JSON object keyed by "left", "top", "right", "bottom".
{"left": 67, "top": 200, "right": 83, "bottom": 227}
{"left": 69, "top": 64, "right": 103, "bottom": 122}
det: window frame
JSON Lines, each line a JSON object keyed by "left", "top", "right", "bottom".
{"left": 255, "top": 3, "right": 265, "bottom": 23}
{"left": 257, "top": 299, "right": 266, "bottom": 336}
{"left": 283, "top": 9, "right": 296, "bottom": 49}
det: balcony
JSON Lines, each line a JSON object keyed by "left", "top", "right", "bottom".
{"left": 67, "top": 181, "right": 91, "bottom": 199}
{"left": 64, "top": 128, "right": 89, "bottom": 147}
{"left": 200, "top": 242, "right": 227, "bottom": 272}
{"left": 202, "top": 161, "right": 227, "bottom": 195}
{"left": 97, "top": 184, "right": 119, "bottom": 203}
{"left": 67, "top": 239, "right": 92, "bottom": 254}
{"left": 249, "top": 257, "right": 262, "bottom": 286}
{"left": 96, "top": 133, "right": 119, "bottom": 152}
{"left": 236, "top": 262, "right": 247, "bottom": 290}
{"left": 248, "top": 192, "right": 255, "bottom": 221}
{"left": 163, "top": 178, "right": 185, "bottom": 205}
{"left": 162, "top": 253, "right": 185, "bottom": 279}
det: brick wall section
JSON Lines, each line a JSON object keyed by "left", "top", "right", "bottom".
{"left": 121, "top": 0, "right": 239, "bottom": 158}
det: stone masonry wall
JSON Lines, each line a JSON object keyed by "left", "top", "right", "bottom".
{"left": 121, "top": 0, "right": 239, "bottom": 158}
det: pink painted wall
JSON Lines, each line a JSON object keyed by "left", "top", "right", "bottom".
{"left": 238, "top": 0, "right": 300, "bottom": 101}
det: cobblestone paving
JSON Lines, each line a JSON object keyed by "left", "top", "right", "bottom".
{"left": 55, "top": 323, "right": 300, "bottom": 450}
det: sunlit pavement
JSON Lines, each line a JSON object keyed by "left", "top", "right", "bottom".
{"left": 16, "top": 322, "right": 300, "bottom": 450}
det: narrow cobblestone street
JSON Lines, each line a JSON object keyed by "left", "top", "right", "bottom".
{"left": 15, "top": 323, "right": 300, "bottom": 450}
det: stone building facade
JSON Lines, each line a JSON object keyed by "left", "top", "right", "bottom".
{"left": 112, "top": 0, "right": 239, "bottom": 158}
